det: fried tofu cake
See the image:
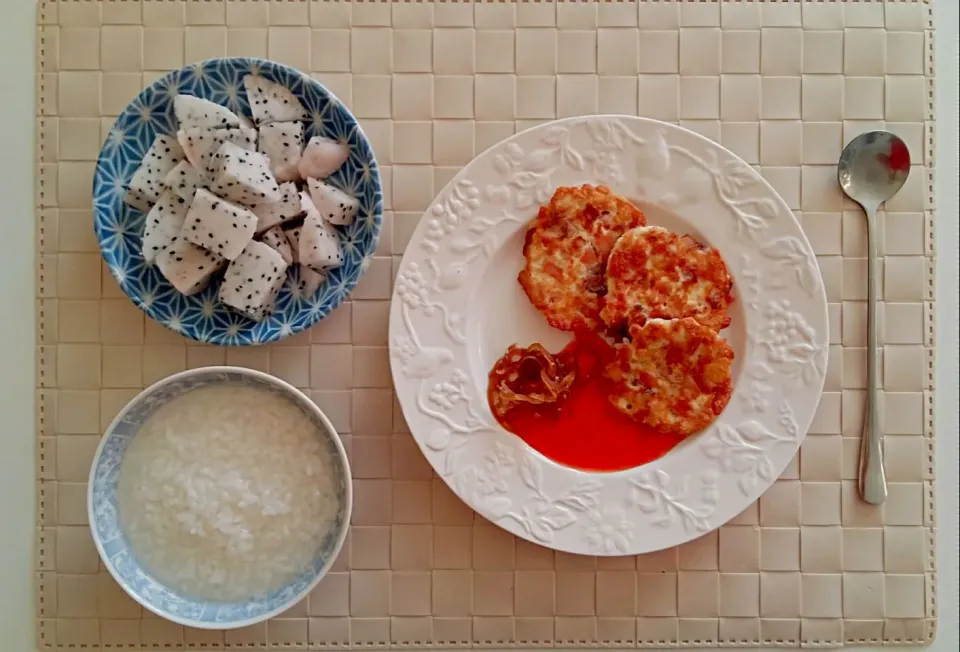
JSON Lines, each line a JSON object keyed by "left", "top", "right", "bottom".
{"left": 519, "top": 185, "right": 646, "bottom": 332}
{"left": 600, "top": 226, "right": 734, "bottom": 333}
{"left": 605, "top": 317, "right": 734, "bottom": 437}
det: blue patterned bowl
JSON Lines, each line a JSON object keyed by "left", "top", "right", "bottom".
{"left": 87, "top": 367, "right": 352, "bottom": 628}
{"left": 93, "top": 58, "right": 383, "bottom": 345}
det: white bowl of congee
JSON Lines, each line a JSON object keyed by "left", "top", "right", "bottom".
{"left": 87, "top": 367, "right": 352, "bottom": 628}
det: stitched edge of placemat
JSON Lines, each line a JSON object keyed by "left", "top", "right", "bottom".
{"left": 32, "top": 0, "right": 940, "bottom": 649}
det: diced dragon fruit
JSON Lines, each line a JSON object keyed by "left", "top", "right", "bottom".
{"left": 257, "top": 121, "right": 304, "bottom": 182}
{"left": 174, "top": 95, "right": 243, "bottom": 130}
{"left": 209, "top": 142, "right": 281, "bottom": 208}
{"left": 181, "top": 188, "right": 257, "bottom": 260}
{"left": 178, "top": 127, "right": 257, "bottom": 176}
{"left": 162, "top": 160, "right": 206, "bottom": 202}
{"left": 251, "top": 182, "right": 301, "bottom": 233}
{"left": 298, "top": 136, "right": 349, "bottom": 180}
{"left": 300, "top": 189, "right": 319, "bottom": 216}
{"left": 141, "top": 189, "right": 190, "bottom": 263}
{"left": 296, "top": 266, "right": 326, "bottom": 298}
{"left": 287, "top": 264, "right": 325, "bottom": 299}
{"left": 156, "top": 238, "right": 226, "bottom": 296}
{"left": 299, "top": 211, "right": 343, "bottom": 270}
{"left": 283, "top": 223, "right": 303, "bottom": 264}
{"left": 258, "top": 226, "right": 294, "bottom": 265}
{"left": 219, "top": 240, "right": 289, "bottom": 321}
{"left": 125, "top": 135, "right": 185, "bottom": 211}
{"left": 306, "top": 178, "right": 359, "bottom": 226}
{"left": 243, "top": 75, "right": 308, "bottom": 125}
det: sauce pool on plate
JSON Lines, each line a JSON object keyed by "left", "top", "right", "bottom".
{"left": 487, "top": 332, "right": 686, "bottom": 472}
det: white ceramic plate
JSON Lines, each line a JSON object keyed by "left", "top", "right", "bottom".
{"left": 389, "top": 116, "right": 828, "bottom": 556}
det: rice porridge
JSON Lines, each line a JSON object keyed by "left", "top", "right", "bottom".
{"left": 117, "top": 384, "right": 338, "bottom": 601}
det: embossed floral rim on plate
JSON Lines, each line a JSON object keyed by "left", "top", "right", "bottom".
{"left": 389, "top": 116, "right": 829, "bottom": 556}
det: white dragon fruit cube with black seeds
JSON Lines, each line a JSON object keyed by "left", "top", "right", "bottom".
{"left": 156, "top": 238, "right": 226, "bottom": 296}
{"left": 125, "top": 135, "right": 185, "bottom": 211}
{"left": 306, "top": 178, "right": 360, "bottom": 226}
{"left": 298, "top": 136, "right": 349, "bottom": 180}
{"left": 178, "top": 127, "right": 257, "bottom": 177}
{"left": 252, "top": 182, "right": 301, "bottom": 234}
{"left": 257, "top": 121, "right": 304, "bottom": 182}
{"left": 299, "top": 212, "right": 343, "bottom": 271}
{"left": 293, "top": 190, "right": 324, "bottom": 265}
{"left": 182, "top": 188, "right": 257, "bottom": 260}
{"left": 219, "top": 240, "right": 289, "bottom": 321}
{"left": 142, "top": 189, "right": 191, "bottom": 263}
{"left": 210, "top": 142, "right": 281, "bottom": 208}
{"left": 295, "top": 266, "right": 326, "bottom": 299}
{"left": 258, "top": 226, "right": 294, "bottom": 265}
{"left": 174, "top": 95, "right": 244, "bottom": 130}
{"left": 300, "top": 189, "right": 319, "bottom": 216}
{"left": 243, "top": 75, "right": 308, "bottom": 126}
{"left": 283, "top": 223, "right": 303, "bottom": 264}
{"left": 162, "top": 161, "right": 207, "bottom": 202}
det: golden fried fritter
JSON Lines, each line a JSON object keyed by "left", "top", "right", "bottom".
{"left": 546, "top": 185, "right": 648, "bottom": 258}
{"left": 605, "top": 317, "right": 734, "bottom": 437}
{"left": 600, "top": 226, "right": 734, "bottom": 333}
{"left": 518, "top": 185, "right": 646, "bottom": 332}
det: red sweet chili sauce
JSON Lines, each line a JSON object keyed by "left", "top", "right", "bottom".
{"left": 488, "top": 332, "right": 686, "bottom": 472}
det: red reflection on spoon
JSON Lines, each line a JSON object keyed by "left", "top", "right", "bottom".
{"left": 879, "top": 139, "right": 911, "bottom": 172}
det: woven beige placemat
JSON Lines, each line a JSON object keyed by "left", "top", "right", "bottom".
{"left": 34, "top": 1, "right": 937, "bottom": 649}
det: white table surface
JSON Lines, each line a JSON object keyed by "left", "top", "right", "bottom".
{"left": 0, "top": 1, "right": 955, "bottom": 650}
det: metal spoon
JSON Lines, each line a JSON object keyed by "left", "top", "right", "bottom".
{"left": 837, "top": 131, "right": 911, "bottom": 506}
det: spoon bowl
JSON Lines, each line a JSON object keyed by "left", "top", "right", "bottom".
{"left": 838, "top": 131, "right": 911, "bottom": 211}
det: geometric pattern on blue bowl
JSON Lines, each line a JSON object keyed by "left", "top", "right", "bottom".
{"left": 93, "top": 57, "right": 383, "bottom": 346}
{"left": 87, "top": 369, "right": 352, "bottom": 628}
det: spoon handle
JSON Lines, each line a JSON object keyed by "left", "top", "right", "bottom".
{"left": 859, "top": 206, "right": 887, "bottom": 505}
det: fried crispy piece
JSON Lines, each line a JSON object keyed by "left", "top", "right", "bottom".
{"left": 600, "top": 226, "right": 734, "bottom": 333}
{"left": 605, "top": 318, "right": 734, "bottom": 437}
{"left": 488, "top": 343, "right": 576, "bottom": 421}
{"left": 518, "top": 214, "right": 605, "bottom": 331}
{"left": 546, "top": 185, "right": 648, "bottom": 258}
{"left": 519, "top": 185, "right": 646, "bottom": 332}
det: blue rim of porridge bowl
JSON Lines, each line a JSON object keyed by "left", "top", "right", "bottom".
{"left": 86, "top": 366, "right": 353, "bottom": 629}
